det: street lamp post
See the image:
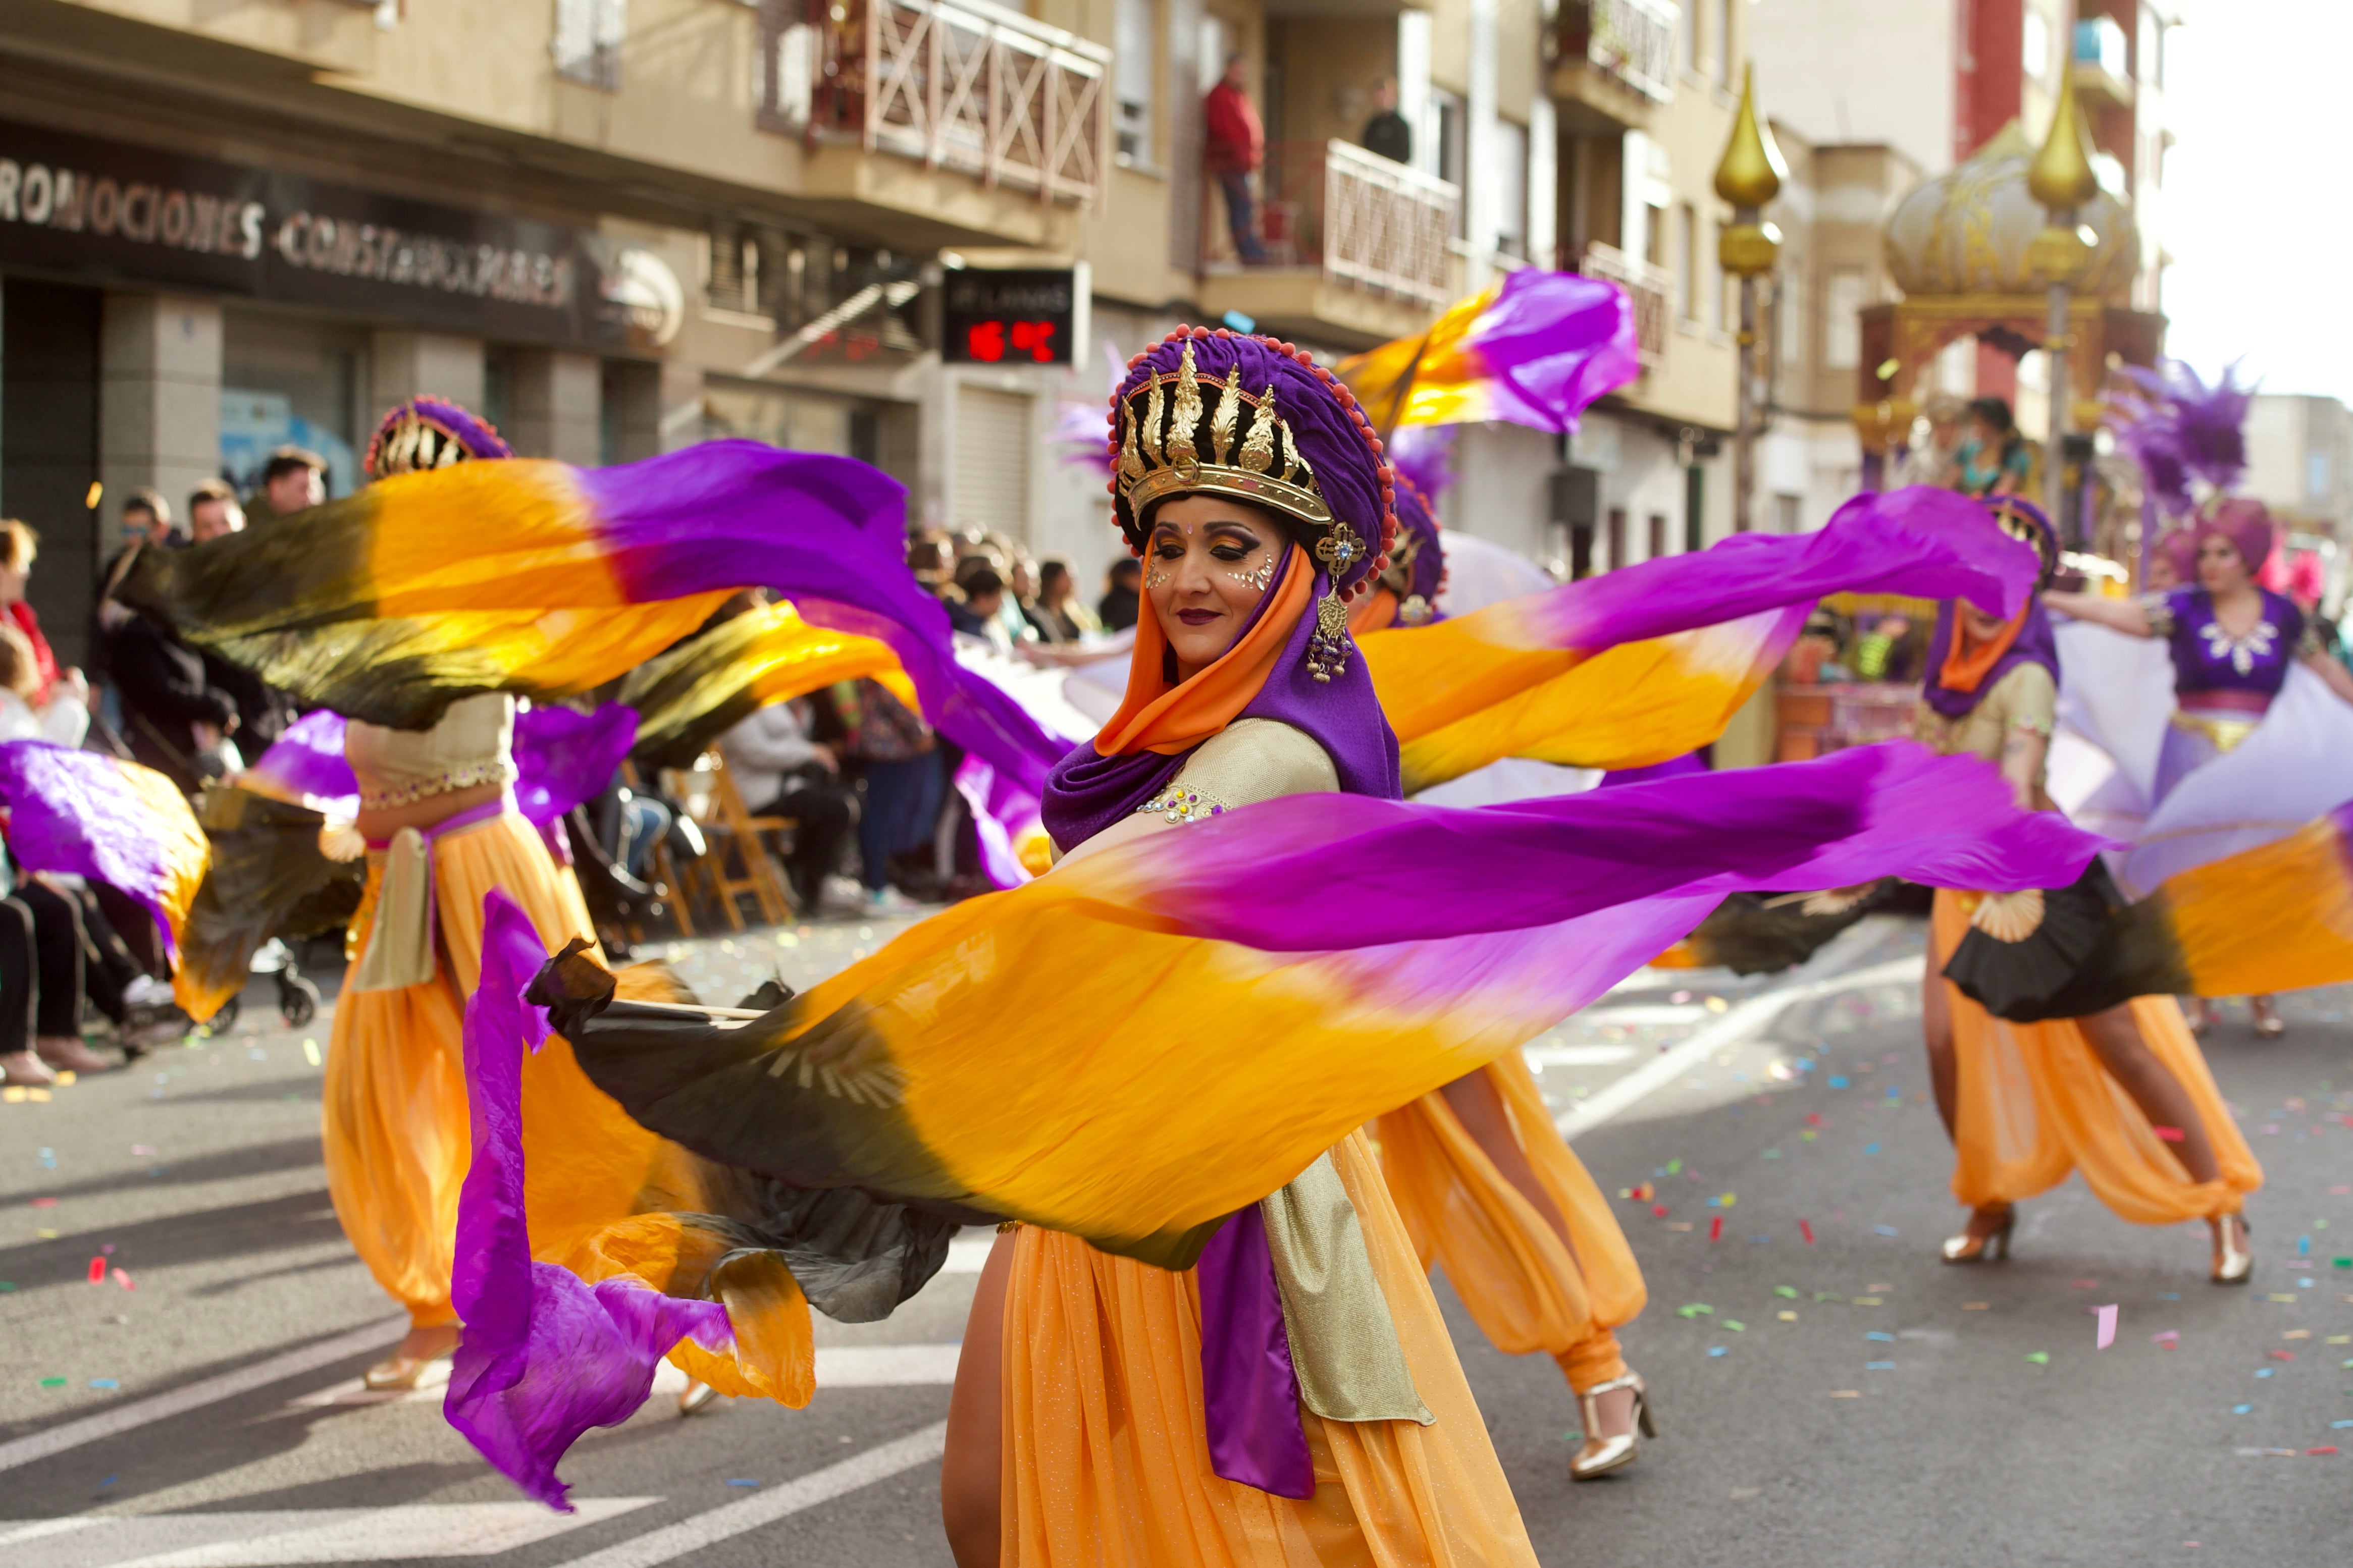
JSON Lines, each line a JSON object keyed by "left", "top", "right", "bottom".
{"left": 2027, "top": 74, "right": 2100, "bottom": 544}
{"left": 1715, "top": 66, "right": 1787, "bottom": 536}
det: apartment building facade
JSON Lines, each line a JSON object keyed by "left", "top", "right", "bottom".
{"left": 0, "top": 0, "right": 1772, "bottom": 665}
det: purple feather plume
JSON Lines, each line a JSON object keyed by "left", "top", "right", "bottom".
{"left": 2110, "top": 360, "right": 2253, "bottom": 520}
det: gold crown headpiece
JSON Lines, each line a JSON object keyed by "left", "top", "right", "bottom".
{"left": 1118, "top": 340, "right": 1334, "bottom": 531}
{"left": 1988, "top": 497, "right": 2059, "bottom": 587}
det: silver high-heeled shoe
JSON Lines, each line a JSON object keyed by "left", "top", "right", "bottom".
{"left": 1570, "top": 1371, "right": 1657, "bottom": 1481}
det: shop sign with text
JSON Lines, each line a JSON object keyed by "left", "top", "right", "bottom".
{"left": 0, "top": 119, "right": 678, "bottom": 351}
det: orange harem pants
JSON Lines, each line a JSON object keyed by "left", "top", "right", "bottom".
{"left": 1376, "top": 1054, "right": 1646, "bottom": 1394}
{"left": 1000, "top": 1130, "right": 1539, "bottom": 1567}
{"left": 321, "top": 810, "right": 812, "bottom": 1401}
{"left": 1931, "top": 889, "right": 2260, "bottom": 1223}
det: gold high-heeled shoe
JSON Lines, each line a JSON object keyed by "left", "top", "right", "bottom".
{"left": 2210, "top": 1213, "right": 2253, "bottom": 1285}
{"left": 1569, "top": 1371, "right": 1656, "bottom": 1481}
{"left": 1940, "top": 1206, "right": 2015, "bottom": 1264}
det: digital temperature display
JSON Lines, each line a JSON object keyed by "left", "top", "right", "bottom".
{"left": 941, "top": 266, "right": 1086, "bottom": 367}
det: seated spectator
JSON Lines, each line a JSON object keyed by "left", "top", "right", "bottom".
{"left": 829, "top": 676, "right": 942, "bottom": 913}
{"left": 1097, "top": 557, "right": 1142, "bottom": 631}
{"left": 0, "top": 520, "right": 75, "bottom": 708}
{"left": 1027, "top": 559, "right": 1101, "bottom": 643}
{"left": 719, "top": 698, "right": 858, "bottom": 912}
{"left": 948, "top": 565, "right": 1013, "bottom": 651}
{"left": 0, "top": 624, "right": 87, "bottom": 746}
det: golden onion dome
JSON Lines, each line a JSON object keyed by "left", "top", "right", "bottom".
{"left": 2028, "top": 81, "right": 2101, "bottom": 210}
{"left": 1881, "top": 120, "right": 2137, "bottom": 300}
{"left": 1713, "top": 66, "right": 1787, "bottom": 208}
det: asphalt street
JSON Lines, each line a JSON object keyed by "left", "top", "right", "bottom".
{"left": 4, "top": 911, "right": 2349, "bottom": 1566}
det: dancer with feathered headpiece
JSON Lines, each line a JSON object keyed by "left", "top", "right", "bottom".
{"left": 2053, "top": 361, "right": 2353, "bottom": 1036}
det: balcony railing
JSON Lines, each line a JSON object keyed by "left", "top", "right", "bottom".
{"left": 1255, "top": 140, "right": 1459, "bottom": 309}
{"left": 1554, "top": 0, "right": 1680, "bottom": 105}
{"left": 1577, "top": 242, "right": 1669, "bottom": 364}
{"left": 758, "top": 0, "right": 1111, "bottom": 207}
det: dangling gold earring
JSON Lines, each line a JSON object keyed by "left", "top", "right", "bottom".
{"left": 1304, "top": 585, "right": 1352, "bottom": 683}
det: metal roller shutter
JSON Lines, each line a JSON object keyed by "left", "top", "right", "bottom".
{"left": 953, "top": 384, "right": 1033, "bottom": 539}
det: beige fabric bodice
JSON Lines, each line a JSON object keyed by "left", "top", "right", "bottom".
{"left": 1136, "top": 716, "right": 1341, "bottom": 823}
{"left": 346, "top": 692, "right": 517, "bottom": 812}
{"left": 1912, "top": 663, "right": 2057, "bottom": 771}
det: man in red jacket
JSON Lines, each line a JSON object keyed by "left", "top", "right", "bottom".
{"left": 1202, "top": 53, "right": 1268, "bottom": 264}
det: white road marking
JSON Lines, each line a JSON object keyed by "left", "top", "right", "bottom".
{"left": 1576, "top": 1003, "right": 1709, "bottom": 1026}
{"left": 0, "top": 1319, "right": 406, "bottom": 1474}
{"left": 1525, "top": 1044, "right": 1636, "bottom": 1067}
{"left": 0, "top": 1519, "right": 103, "bottom": 1547}
{"left": 1553, "top": 954, "right": 1924, "bottom": 1140}
{"left": 542, "top": 1421, "right": 948, "bottom": 1568}
{"left": 2, "top": 1501, "right": 653, "bottom": 1568}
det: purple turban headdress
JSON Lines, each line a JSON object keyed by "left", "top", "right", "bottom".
{"left": 2192, "top": 498, "right": 2276, "bottom": 578}
{"left": 367, "top": 397, "right": 515, "bottom": 477}
{"left": 1105, "top": 329, "right": 1397, "bottom": 600}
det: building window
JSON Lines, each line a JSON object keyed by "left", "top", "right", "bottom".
{"left": 1114, "top": 0, "right": 1156, "bottom": 164}
{"left": 555, "top": 0, "right": 626, "bottom": 91}
{"left": 1716, "top": 0, "right": 1734, "bottom": 86}
{"left": 1774, "top": 493, "right": 1801, "bottom": 533}
{"left": 1494, "top": 120, "right": 1529, "bottom": 258}
{"left": 1823, "top": 267, "right": 1865, "bottom": 368}
{"left": 1679, "top": 204, "right": 1698, "bottom": 320}
{"left": 1432, "top": 88, "right": 1467, "bottom": 238}
{"left": 1606, "top": 506, "right": 1628, "bottom": 572}
{"left": 1646, "top": 512, "right": 1667, "bottom": 559}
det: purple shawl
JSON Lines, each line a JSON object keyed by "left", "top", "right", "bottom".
{"left": 1920, "top": 497, "right": 2062, "bottom": 719}
{"left": 1039, "top": 546, "right": 1401, "bottom": 847}
{"left": 1920, "top": 598, "right": 2061, "bottom": 719}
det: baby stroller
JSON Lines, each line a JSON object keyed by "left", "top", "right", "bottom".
{"left": 199, "top": 937, "right": 322, "bottom": 1034}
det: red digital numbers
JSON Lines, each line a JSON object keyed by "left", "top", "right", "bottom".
{"left": 963, "top": 319, "right": 1058, "bottom": 363}
{"left": 1008, "top": 319, "right": 1056, "bottom": 361}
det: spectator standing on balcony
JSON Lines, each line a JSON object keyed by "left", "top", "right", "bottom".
{"left": 1362, "top": 75, "right": 1411, "bottom": 165}
{"left": 1204, "top": 53, "right": 1269, "bottom": 264}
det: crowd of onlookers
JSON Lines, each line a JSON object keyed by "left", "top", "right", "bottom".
{"left": 0, "top": 447, "right": 327, "bottom": 1087}
{"left": 701, "top": 529, "right": 1135, "bottom": 924}
{"left": 0, "top": 465, "right": 1146, "bottom": 1086}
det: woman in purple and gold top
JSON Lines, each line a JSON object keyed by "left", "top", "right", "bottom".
{"left": 2048, "top": 500, "right": 2353, "bottom": 1034}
